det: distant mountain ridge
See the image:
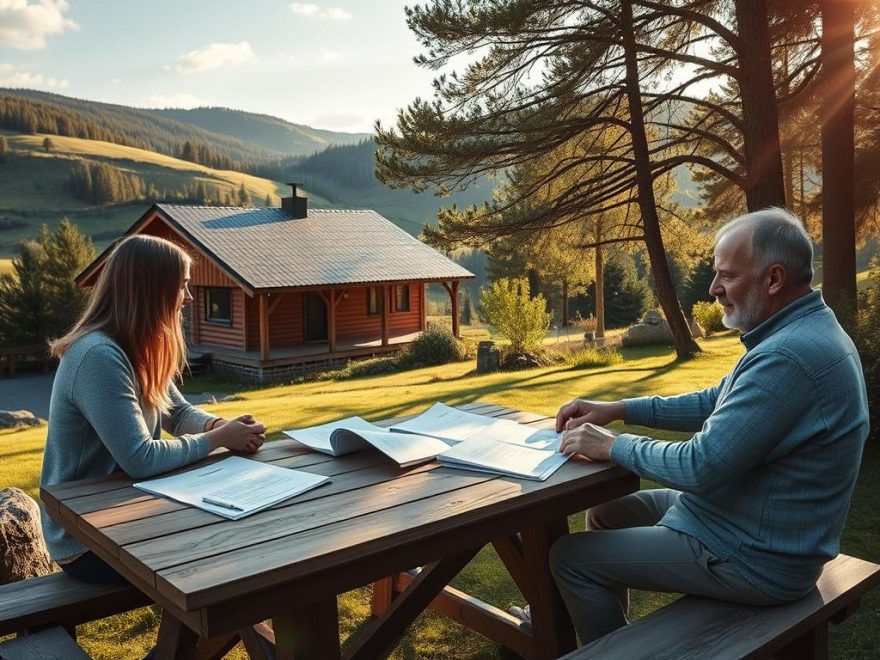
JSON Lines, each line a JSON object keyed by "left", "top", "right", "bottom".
{"left": 0, "top": 89, "right": 368, "bottom": 160}
{"left": 154, "top": 107, "right": 370, "bottom": 156}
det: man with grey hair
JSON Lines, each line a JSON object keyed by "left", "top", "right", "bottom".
{"left": 517, "top": 208, "right": 869, "bottom": 645}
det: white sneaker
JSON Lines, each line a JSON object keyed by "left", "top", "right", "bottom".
{"left": 508, "top": 603, "right": 531, "bottom": 624}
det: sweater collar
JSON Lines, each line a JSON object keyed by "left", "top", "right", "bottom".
{"left": 740, "top": 289, "right": 826, "bottom": 350}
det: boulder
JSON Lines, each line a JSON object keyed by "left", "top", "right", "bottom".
{"left": 689, "top": 317, "right": 704, "bottom": 339}
{"left": 0, "top": 487, "right": 51, "bottom": 584}
{"left": 621, "top": 309, "right": 674, "bottom": 347}
{"left": 0, "top": 410, "right": 45, "bottom": 429}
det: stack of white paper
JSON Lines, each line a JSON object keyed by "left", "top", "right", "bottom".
{"left": 437, "top": 434, "right": 570, "bottom": 481}
{"left": 283, "top": 403, "right": 569, "bottom": 480}
{"left": 133, "top": 456, "right": 330, "bottom": 519}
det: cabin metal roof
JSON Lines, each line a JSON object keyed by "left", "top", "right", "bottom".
{"left": 80, "top": 204, "right": 474, "bottom": 292}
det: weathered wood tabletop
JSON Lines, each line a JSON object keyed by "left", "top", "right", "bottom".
{"left": 41, "top": 402, "right": 638, "bottom": 660}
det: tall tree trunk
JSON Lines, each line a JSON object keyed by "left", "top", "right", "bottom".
{"left": 735, "top": 0, "right": 787, "bottom": 210}
{"left": 621, "top": 0, "right": 700, "bottom": 359}
{"left": 781, "top": 47, "right": 795, "bottom": 208}
{"left": 595, "top": 242, "right": 605, "bottom": 339}
{"left": 527, "top": 268, "right": 540, "bottom": 300}
{"left": 561, "top": 277, "right": 570, "bottom": 328}
{"left": 820, "top": 0, "right": 857, "bottom": 320}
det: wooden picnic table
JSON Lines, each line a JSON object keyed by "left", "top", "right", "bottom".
{"left": 40, "top": 402, "right": 639, "bottom": 659}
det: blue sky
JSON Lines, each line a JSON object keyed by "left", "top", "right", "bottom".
{"left": 0, "top": 0, "right": 438, "bottom": 134}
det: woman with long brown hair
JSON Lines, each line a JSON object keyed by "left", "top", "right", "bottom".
{"left": 41, "top": 235, "right": 266, "bottom": 583}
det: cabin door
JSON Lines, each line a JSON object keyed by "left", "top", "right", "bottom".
{"left": 304, "top": 292, "right": 328, "bottom": 342}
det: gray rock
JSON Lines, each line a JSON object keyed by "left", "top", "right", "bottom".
{"left": 621, "top": 310, "right": 674, "bottom": 347}
{"left": 0, "top": 487, "right": 51, "bottom": 584}
{"left": 689, "top": 317, "right": 704, "bottom": 338}
{"left": 0, "top": 410, "right": 45, "bottom": 429}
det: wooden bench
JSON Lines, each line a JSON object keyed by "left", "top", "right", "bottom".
{"left": 563, "top": 553, "right": 880, "bottom": 659}
{"left": 0, "top": 571, "right": 150, "bottom": 638}
{"left": 0, "top": 345, "right": 51, "bottom": 378}
{"left": 0, "top": 626, "right": 90, "bottom": 659}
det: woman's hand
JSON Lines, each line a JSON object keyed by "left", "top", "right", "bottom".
{"left": 207, "top": 414, "right": 266, "bottom": 454}
{"left": 555, "top": 399, "right": 625, "bottom": 432}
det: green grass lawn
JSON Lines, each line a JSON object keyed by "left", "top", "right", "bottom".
{"left": 1, "top": 334, "right": 876, "bottom": 658}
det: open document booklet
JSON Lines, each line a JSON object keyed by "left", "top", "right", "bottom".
{"left": 282, "top": 402, "right": 569, "bottom": 481}
{"left": 133, "top": 456, "right": 329, "bottom": 520}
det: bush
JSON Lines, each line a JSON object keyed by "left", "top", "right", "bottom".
{"left": 568, "top": 347, "right": 624, "bottom": 369}
{"left": 692, "top": 300, "right": 725, "bottom": 336}
{"left": 479, "top": 277, "right": 551, "bottom": 353}
{"left": 405, "top": 325, "right": 466, "bottom": 366}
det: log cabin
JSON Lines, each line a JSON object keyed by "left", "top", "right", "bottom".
{"left": 76, "top": 185, "right": 474, "bottom": 381}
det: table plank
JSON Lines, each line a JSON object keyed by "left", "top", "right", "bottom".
{"left": 124, "top": 467, "right": 498, "bottom": 580}
{"left": 156, "top": 460, "right": 633, "bottom": 610}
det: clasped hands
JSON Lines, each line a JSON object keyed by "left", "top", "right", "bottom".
{"left": 555, "top": 399, "right": 625, "bottom": 462}
{"left": 207, "top": 414, "right": 266, "bottom": 455}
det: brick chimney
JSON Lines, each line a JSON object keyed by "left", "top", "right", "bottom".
{"left": 281, "top": 182, "right": 307, "bottom": 218}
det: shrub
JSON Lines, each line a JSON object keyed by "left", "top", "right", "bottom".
{"left": 479, "top": 277, "right": 551, "bottom": 353}
{"left": 334, "top": 356, "right": 403, "bottom": 380}
{"left": 405, "top": 325, "right": 466, "bottom": 366}
{"left": 568, "top": 347, "right": 624, "bottom": 369}
{"left": 692, "top": 300, "right": 725, "bottom": 336}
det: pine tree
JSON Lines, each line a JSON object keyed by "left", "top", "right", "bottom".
{"left": 42, "top": 136, "right": 54, "bottom": 152}
{"left": 264, "top": 193, "right": 273, "bottom": 207}
{"left": 238, "top": 183, "right": 251, "bottom": 207}
{"left": 0, "top": 240, "right": 49, "bottom": 346}
{"left": 0, "top": 220, "right": 95, "bottom": 347}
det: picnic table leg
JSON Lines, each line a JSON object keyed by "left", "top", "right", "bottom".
{"left": 153, "top": 610, "right": 240, "bottom": 660}
{"left": 345, "top": 547, "right": 481, "bottom": 660}
{"left": 272, "top": 596, "right": 341, "bottom": 660}
{"left": 520, "top": 516, "right": 577, "bottom": 660}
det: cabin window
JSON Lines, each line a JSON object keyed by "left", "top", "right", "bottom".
{"left": 367, "top": 287, "right": 381, "bottom": 315}
{"left": 395, "top": 285, "right": 410, "bottom": 312}
{"left": 206, "top": 288, "right": 232, "bottom": 325}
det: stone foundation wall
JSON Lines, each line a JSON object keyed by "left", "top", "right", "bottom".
{"left": 212, "top": 357, "right": 352, "bottom": 383}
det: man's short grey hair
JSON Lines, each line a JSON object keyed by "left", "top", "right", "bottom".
{"left": 716, "top": 207, "right": 814, "bottom": 287}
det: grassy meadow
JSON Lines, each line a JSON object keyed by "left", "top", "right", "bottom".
{"left": 1, "top": 334, "right": 877, "bottom": 658}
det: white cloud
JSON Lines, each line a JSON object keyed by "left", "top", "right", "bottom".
{"left": 0, "top": 0, "right": 78, "bottom": 50}
{"left": 320, "top": 48, "right": 341, "bottom": 62}
{"left": 174, "top": 41, "right": 255, "bottom": 74}
{"left": 138, "top": 93, "right": 209, "bottom": 109}
{"left": 290, "top": 3, "right": 351, "bottom": 20}
{"left": 0, "top": 62, "right": 68, "bottom": 88}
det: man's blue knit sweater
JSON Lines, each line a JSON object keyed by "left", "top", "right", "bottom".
{"left": 611, "top": 290, "right": 869, "bottom": 600}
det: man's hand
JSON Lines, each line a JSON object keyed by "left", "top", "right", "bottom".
{"left": 560, "top": 423, "right": 619, "bottom": 461}
{"left": 555, "top": 399, "right": 625, "bottom": 432}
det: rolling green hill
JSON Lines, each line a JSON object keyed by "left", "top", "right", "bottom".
{"left": 0, "top": 131, "right": 307, "bottom": 255}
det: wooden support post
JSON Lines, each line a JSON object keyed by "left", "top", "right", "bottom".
{"left": 328, "top": 289, "right": 337, "bottom": 353}
{"left": 520, "top": 517, "right": 577, "bottom": 659}
{"left": 420, "top": 283, "right": 427, "bottom": 331}
{"left": 381, "top": 285, "right": 389, "bottom": 347}
{"left": 451, "top": 281, "right": 461, "bottom": 338}
{"left": 259, "top": 293, "right": 270, "bottom": 362}
{"left": 273, "top": 597, "right": 340, "bottom": 660}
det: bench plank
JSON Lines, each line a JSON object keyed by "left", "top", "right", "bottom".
{"left": 0, "top": 626, "right": 90, "bottom": 660}
{"left": 0, "top": 572, "right": 150, "bottom": 636}
{"left": 565, "top": 554, "right": 880, "bottom": 660}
